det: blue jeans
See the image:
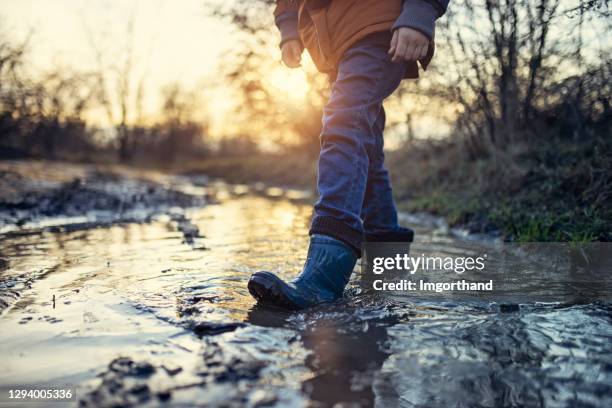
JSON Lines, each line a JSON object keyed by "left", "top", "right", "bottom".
{"left": 309, "top": 35, "right": 411, "bottom": 254}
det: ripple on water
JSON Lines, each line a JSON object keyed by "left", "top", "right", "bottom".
{"left": 0, "top": 194, "right": 611, "bottom": 407}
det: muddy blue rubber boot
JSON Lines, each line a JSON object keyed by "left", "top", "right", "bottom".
{"left": 248, "top": 234, "right": 358, "bottom": 310}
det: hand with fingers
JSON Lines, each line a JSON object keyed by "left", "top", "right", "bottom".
{"left": 388, "top": 27, "right": 430, "bottom": 63}
{"left": 281, "top": 40, "right": 303, "bottom": 68}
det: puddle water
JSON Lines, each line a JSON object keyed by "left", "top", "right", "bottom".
{"left": 1, "top": 191, "right": 611, "bottom": 407}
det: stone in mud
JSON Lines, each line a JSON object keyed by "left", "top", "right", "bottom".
{"left": 0, "top": 257, "right": 9, "bottom": 270}
{"left": 177, "top": 221, "right": 200, "bottom": 238}
{"left": 156, "top": 390, "right": 172, "bottom": 401}
{"left": 109, "top": 357, "right": 155, "bottom": 377}
{"left": 186, "top": 294, "right": 220, "bottom": 304}
{"left": 177, "top": 305, "right": 201, "bottom": 317}
{"left": 80, "top": 342, "right": 274, "bottom": 407}
{"left": 161, "top": 364, "right": 183, "bottom": 376}
{"left": 499, "top": 303, "right": 520, "bottom": 313}
{"left": 189, "top": 321, "right": 245, "bottom": 337}
{"left": 18, "top": 316, "right": 33, "bottom": 324}
{"left": 199, "top": 340, "right": 265, "bottom": 383}
{"left": 78, "top": 357, "right": 175, "bottom": 407}
{"left": 176, "top": 294, "right": 221, "bottom": 318}
{"left": 79, "top": 358, "right": 157, "bottom": 407}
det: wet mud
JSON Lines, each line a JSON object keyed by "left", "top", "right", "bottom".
{"left": 1, "top": 162, "right": 611, "bottom": 407}
{"left": 0, "top": 162, "right": 209, "bottom": 233}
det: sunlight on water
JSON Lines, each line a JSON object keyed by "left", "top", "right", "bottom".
{"left": 0, "top": 191, "right": 611, "bottom": 407}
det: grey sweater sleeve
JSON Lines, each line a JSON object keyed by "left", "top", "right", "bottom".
{"left": 392, "top": 0, "right": 450, "bottom": 40}
{"left": 275, "top": 10, "right": 300, "bottom": 48}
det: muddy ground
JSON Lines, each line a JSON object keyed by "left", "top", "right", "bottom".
{"left": 1, "top": 160, "right": 611, "bottom": 408}
{"left": 0, "top": 161, "right": 210, "bottom": 233}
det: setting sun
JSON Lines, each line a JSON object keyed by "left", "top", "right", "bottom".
{"left": 267, "top": 67, "right": 310, "bottom": 100}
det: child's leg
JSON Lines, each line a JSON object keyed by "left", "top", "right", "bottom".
{"left": 360, "top": 107, "right": 400, "bottom": 233}
{"left": 247, "top": 37, "right": 408, "bottom": 309}
{"left": 310, "top": 40, "right": 407, "bottom": 253}
{"left": 360, "top": 107, "right": 415, "bottom": 242}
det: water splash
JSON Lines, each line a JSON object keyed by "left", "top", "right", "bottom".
{"left": 0, "top": 184, "right": 611, "bottom": 407}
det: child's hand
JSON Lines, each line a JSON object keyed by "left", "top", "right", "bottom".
{"left": 389, "top": 27, "right": 429, "bottom": 63}
{"left": 281, "top": 40, "right": 303, "bottom": 68}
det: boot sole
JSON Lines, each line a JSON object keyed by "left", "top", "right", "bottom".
{"left": 248, "top": 271, "right": 301, "bottom": 310}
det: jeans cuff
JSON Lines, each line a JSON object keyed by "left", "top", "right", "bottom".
{"left": 310, "top": 216, "right": 362, "bottom": 257}
{"left": 364, "top": 227, "right": 414, "bottom": 243}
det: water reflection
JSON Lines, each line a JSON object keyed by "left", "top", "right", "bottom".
{"left": 0, "top": 192, "right": 611, "bottom": 407}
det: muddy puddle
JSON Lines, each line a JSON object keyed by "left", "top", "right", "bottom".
{"left": 1, "top": 178, "right": 612, "bottom": 407}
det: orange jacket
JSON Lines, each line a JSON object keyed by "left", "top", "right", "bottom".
{"left": 274, "top": 0, "right": 449, "bottom": 78}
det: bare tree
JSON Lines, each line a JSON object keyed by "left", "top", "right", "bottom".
{"left": 394, "top": 0, "right": 611, "bottom": 158}
{"left": 0, "top": 32, "right": 98, "bottom": 159}
{"left": 83, "top": 10, "right": 148, "bottom": 162}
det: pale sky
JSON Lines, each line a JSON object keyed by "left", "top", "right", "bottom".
{"left": 2, "top": 0, "right": 607, "bottom": 145}
{"left": 0, "top": 0, "right": 435, "bottom": 146}
{"left": 0, "top": 0, "right": 238, "bottom": 134}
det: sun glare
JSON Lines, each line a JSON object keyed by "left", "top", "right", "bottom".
{"left": 267, "top": 67, "right": 310, "bottom": 101}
